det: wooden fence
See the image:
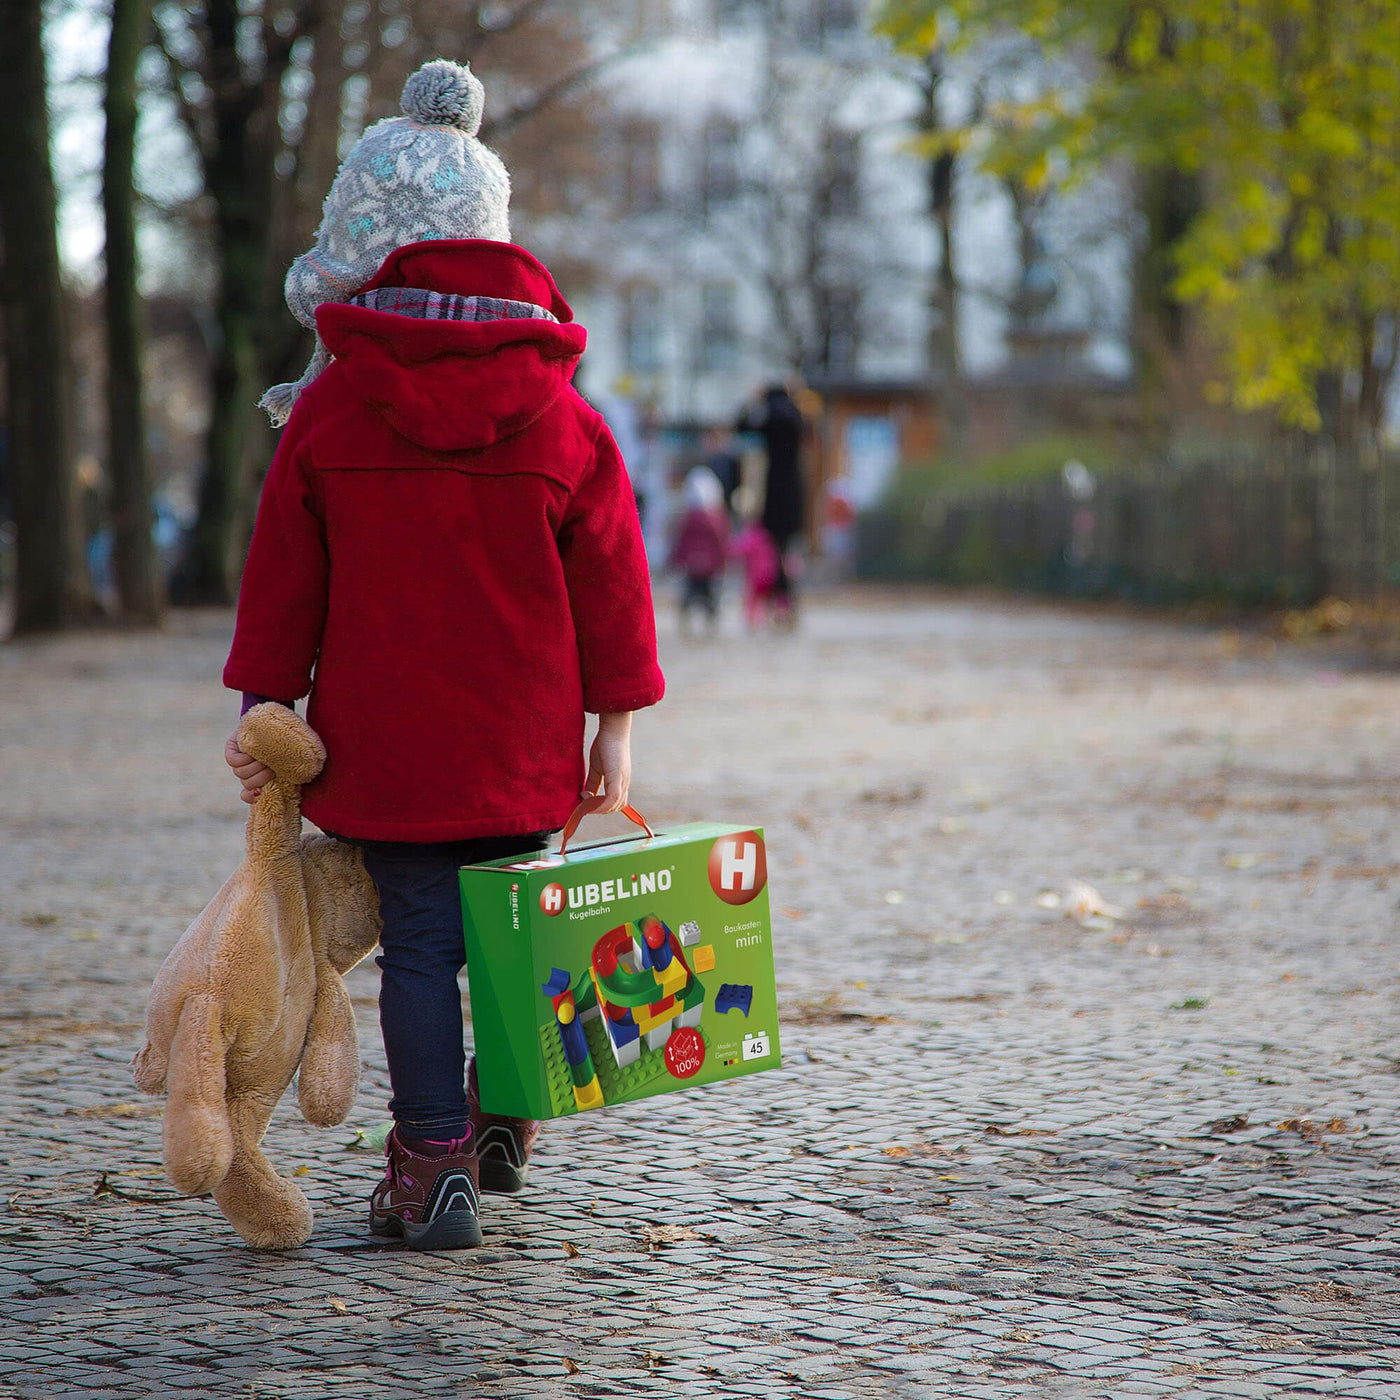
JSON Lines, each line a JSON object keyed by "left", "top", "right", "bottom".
{"left": 857, "top": 449, "right": 1400, "bottom": 606}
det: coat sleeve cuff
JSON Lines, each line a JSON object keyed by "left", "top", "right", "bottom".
{"left": 582, "top": 673, "right": 666, "bottom": 715}
{"left": 223, "top": 664, "right": 312, "bottom": 702}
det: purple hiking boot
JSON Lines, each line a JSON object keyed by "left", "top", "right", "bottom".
{"left": 369, "top": 1127, "right": 482, "bottom": 1251}
{"left": 467, "top": 1057, "right": 539, "bottom": 1193}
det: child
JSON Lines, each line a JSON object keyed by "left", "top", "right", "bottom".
{"left": 668, "top": 465, "right": 729, "bottom": 634}
{"left": 731, "top": 518, "right": 783, "bottom": 630}
{"left": 222, "top": 60, "right": 664, "bottom": 1251}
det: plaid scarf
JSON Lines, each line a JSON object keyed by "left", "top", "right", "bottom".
{"left": 346, "top": 286, "right": 558, "bottom": 324}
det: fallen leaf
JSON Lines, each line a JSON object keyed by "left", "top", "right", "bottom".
{"left": 1276, "top": 1117, "right": 1354, "bottom": 1141}
{"left": 71, "top": 1102, "right": 161, "bottom": 1119}
{"left": 1136, "top": 892, "right": 1196, "bottom": 921}
{"left": 1034, "top": 892, "right": 1061, "bottom": 910}
{"left": 993, "top": 890, "right": 1015, "bottom": 905}
{"left": 20, "top": 913, "right": 58, "bottom": 927}
{"left": 883, "top": 890, "right": 906, "bottom": 905}
{"left": 1064, "top": 881, "right": 1123, "bottom": 923}
{"left": 779, "top": 906, "right": 804, "bottom": 920}
{"left": 641, "top": 1224, "right": 703, "bottom": 1248}
{"left": 1297, "top": 1280, "right": 1357, "bottom": 1303}
{"left": 860, "top": 783, "right": 925, "bottom": 805}
{"left": 1003, "top": 1327, "right": 1041, "bottom": 1343}
{"left": 91, "top": 1171, "right": 178, "bottom": 1203}
{"left": 329, "top": 1298, "right": 347, "bottom": 1314}
{"left": 1168, "top": 996, "right": 1210, "bottom": 1010}
{"left": 346, "top": 1122, "right": 394, "bottom": 1152}
{"left": 561, "top": 1240, "right": 580, "bottom": 1259}
{"left": 292, "top": 1165, "right": 310, "bottom": 1177}
{"left": 984, "top": 1124, "right": 1055, "bottom": 1137}
{"left": 562, "top": 1358, "right": 580, "bottom": 1375}
{"left": 1203, "top": 1114, "right": 1250, "bottom": 1134}
{"left": 1224, "top": 853, "right": 1264, "bottom": 870}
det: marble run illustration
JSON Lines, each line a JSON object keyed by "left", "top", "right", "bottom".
{"left": 540, "top": 968, "right": 603, "bottom": 1111}
{"left": 541, "top": 914, "right": 707, "bottom": 1112}
{"left": 715, "top": 983, "right": 753, "bottom": 1018}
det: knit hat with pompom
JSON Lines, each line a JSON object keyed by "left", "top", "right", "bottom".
{"left": 260, "top": 58, "right": 512, "bottom": 426}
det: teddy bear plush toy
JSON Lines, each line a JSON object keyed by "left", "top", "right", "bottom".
{"left": 132, "top": 703, "right": 382, "bottom": 1249}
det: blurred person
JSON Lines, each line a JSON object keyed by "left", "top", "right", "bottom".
{"left": 821, "top": 477, "right": 858, "bottom": 579}
{"left": 731, "top": 515, "right": 784, "bottom": 630}
{"left": 737, "top": 382, "right": 807, "bottom": 622}
{"left": 668, "top": 465, "right": 729, "bottom": 636}
{"left": 701, "top": 426, "right": 742, "bottom": 518}
{"left": 221, "top": 60, "right": 664, "bottom": 1251}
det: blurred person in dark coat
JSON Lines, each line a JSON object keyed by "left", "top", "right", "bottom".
{"left": 738, "top": 383, "right": 806, "bottom": 619}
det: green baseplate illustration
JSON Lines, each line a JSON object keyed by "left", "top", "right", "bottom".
{"left": 538, "top": 1012, "right": 713, "bottom": 1119}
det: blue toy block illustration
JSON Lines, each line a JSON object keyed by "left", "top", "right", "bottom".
{"left": 714, "top": 983, "right": 753, "bottom": 1018}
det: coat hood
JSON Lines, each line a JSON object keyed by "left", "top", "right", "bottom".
{"left": 315, "top": 240, "right": 587, "bottom": 452}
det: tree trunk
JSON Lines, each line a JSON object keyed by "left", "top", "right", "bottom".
{"left": 262, "top": 1, "right": 338, "bottom": 395}
{"left": 920, "top": 52, "right": 966, "bottom": 458}
{"left": 183, "top": 0, "right": 293, "bottom": 604}
{"left": 187, "top": 186, "right": 264, "bottom": 606}
{"left": 1135, "top": 163, "right": 1201, "bottom": 360}
{"left": 103, "top": 0, "right": 162, "bottom": 623}
{"left": 0, "top": 0, "right": 83, "bottom": 633}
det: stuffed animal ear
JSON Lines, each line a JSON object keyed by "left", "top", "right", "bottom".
{"left": 236, "top": 704, "right": 326, "bottom": 787}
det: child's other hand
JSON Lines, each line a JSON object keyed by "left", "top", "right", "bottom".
{"left": 225, "top": 733, "right": 275, "bottom": 805}
{"left": 586, "top": 712, "right": 633, "bottom": 813}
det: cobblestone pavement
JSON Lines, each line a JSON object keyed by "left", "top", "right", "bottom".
{"left": 2, "top": 591, "right": 1399, "bottom": 1399}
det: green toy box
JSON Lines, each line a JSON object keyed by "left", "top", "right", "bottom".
{"left": 459, "top": 816, "right": 779, "bottom": 1120}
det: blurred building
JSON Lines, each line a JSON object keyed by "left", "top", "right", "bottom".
{"left": 513, "top": 0, "right": 1134, "bottom": 537}
{"left": 519, "top": 0, "right": 935, "bottom": 429}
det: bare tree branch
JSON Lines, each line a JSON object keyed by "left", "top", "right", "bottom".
{"left": 149, "top": 9, "right": 211, "bottom": 168}
{"left": 480, "top": 47, "right": 632, "bottom": 143}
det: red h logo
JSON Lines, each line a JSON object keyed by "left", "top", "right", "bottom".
{"left": 707, "top": 832, "right": 767, "bottom": 905}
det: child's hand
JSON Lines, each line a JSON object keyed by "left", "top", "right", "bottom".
{"left": 225, "top": 733, "right": 275, "bottom": 805}
{"left": 586, "top": 712, "right": 633, "bottom": 813}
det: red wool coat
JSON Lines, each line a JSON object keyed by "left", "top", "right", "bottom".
{"left": 224, "top": 240, "right": 664, "bottom": 841}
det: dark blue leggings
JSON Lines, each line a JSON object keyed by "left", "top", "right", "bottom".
{"left": 355, "top": 834, "right": 547, "bottom": 1139}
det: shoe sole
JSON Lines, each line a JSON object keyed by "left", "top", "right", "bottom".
{"left": 478, "top": 1157, "right": 528, "bottom": 1194}
{"left": 369, "top": 1208, "right": 482, "bottom": 1251}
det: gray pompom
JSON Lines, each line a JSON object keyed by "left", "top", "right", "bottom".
{"left": 400, "top": 60, "right": 484, "bottom": 134}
